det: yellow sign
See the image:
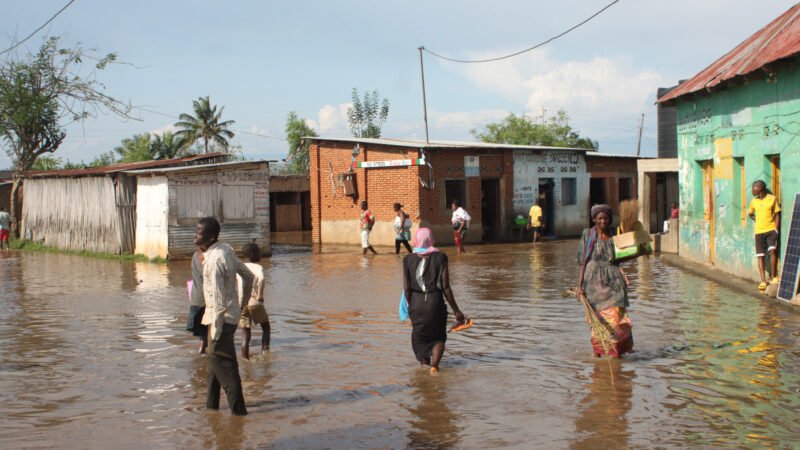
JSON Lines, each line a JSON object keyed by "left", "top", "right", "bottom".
{"left": 714, "top": 138, "right": 733, "bottom": 179}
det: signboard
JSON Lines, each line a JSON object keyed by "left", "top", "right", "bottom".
{"left": 352, "top": 157, "right": 424, "bottom": 169}
{"left": 465, "top": 156, "right": 480, "bottom": 177}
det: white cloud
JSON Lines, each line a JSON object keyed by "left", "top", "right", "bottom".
{"left": 316, "top": 103, "right": 351, "bottom": 135}
{"left": 148, "top": 123, "right": 177, "bottom": 136}
{"left": 432, "top": 109, "right": 509, "bottom": 133}
{"left": 455, "top": 49, "right": 662, "bottom": 119}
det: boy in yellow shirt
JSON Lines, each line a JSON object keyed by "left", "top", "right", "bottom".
{"left": 527, "top": 201, "right": 544, "bottom": 243}
{"left": 748, "top": 180, "right": 781, "bottom": 290}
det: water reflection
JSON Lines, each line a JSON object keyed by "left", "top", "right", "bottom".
{"left": 1, "top": 236, "right": 799, "bottom": 448}
{"left": 406, "top": 370, "right": 461, "bottom": 449}
{"left": 572, "top": 361, "right": 633, "bottom": 450}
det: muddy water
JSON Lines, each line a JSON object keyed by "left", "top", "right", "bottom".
{"left": 1, "top": 237, "right": 799, "bottom": 449}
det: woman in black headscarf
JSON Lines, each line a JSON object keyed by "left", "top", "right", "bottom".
{"left": 575, "top": 204, "right": 633, "bottom": 357}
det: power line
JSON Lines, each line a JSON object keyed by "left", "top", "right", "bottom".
{"left": 423, "top": 0, "right": 621, "bottom": 64}
{"left": 0, "top": 0, "right": 76, "bottom": 56}
{"left": 135, "top": 106, "right": 286, "bottom": 141}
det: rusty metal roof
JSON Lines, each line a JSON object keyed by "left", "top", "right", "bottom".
{"left": 658, "top": 3, "right": 800, "bottom": 104}
{"left": 24, "top": 152, "right": 229, "bottom": 178}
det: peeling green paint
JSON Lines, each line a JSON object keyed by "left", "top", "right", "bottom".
{"left": 677, "top": 57, "right": 800, "bottom": 281}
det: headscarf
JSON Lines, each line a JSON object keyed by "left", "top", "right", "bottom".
{"left": 412, "top": 227, "right": 440, "bottom": 256}
{"left": 590, "top": 204, "right": 613, "bottom": 222}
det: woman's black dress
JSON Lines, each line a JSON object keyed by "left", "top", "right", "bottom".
{"left": 403, "top": 252, "right": 449, "bottom": 363}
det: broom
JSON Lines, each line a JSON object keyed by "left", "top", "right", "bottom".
{"left": 562, "top": 288, "right": 616, "bottom": 385}
{"left": 619, "top": 199, "right": 641, "bottom": 234}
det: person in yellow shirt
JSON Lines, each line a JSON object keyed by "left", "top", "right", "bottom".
{"left": 527, "top": 200, "right": 544, "bottom": 244}
{"left": 748, "top": 180, "right": 781, "bottom": 290}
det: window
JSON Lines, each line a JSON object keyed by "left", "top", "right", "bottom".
{"left": 734, "top": 157, "right": 745, "bottom": 223}
{"left": 221, "top": 184, "right": 254, "bottom": 220}
{"left": 445, "top": 180, "right": 466, "bottom": 209}
{"left": 176, "top": 185, "right": 217, "bottom": 220}
{"left": 561, "top": 178, "right": 576, "bottom": 205}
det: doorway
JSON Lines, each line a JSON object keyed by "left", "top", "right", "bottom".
{"left": 701, "top": 160, "right": 715, "bottom": 264}
{"left": 538, "top": 178, "right": 555, "bottom": 236}
{"left": 589, "top": 177, "right": 607, "bottom": 226}
{"left": 481, "top": 179, "right": 501, "bottom": 241}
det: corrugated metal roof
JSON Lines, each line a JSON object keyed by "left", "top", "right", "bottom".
{"left": 24, "top": 153, "right": 230, "bottom": 178}
{"left": 123, "top": 160, "right": 268, "bottom": 175}
{"left": 658, "top": 3, "right": 800, "bottom": 103}
{"left": 307, "top": 136, "right": 589, "bottom": 152}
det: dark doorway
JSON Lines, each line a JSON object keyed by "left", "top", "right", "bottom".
{"left": 589, "top": 178, "right": 607, "bottom": 226}
{"left": 481, "top": 178, "right": 501, "bottom": 241}
{"left": 538, "top": 178, "right": 555, "bottom": 236}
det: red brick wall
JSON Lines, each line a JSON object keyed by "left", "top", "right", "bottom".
{"left": 310, "top": 142, "right": 513, "bottom": 244}
{"left": 310, "top": 141, "right": 422, "bottom": 243}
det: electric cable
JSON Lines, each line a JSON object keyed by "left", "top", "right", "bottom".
{"left": 0, "top": 0, "right": 76, "bottom": 56}
{"left": 423, "top": 0, "right": 621, "bottom": 63}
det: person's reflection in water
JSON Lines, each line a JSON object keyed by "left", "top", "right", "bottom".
{"left": 571, "top": 360, "right": 633, "bottom": 450}
{"left": 406, "top": 370, "right": 461, "bottom": 449}
{"left": 203, "top": 406, "right": 246, "bottom": 450}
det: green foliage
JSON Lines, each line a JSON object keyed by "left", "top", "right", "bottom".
{"left": 88, "top": 151, "right": 116, "bottom": 167}
{"left": 174, "top": 96, "right": 235, "bottom": 153}
{"left": 346, "top": 88, "right": 390, "bottom": 138}
{"left": 9, "top": 239, "right": 167, "bottom": 263}
{"left": 115, "top": 133, "right": 154, "bottom": 162}
{"left": 31, "top": 155, "right": 63, "bottom": 171}
{"left": 150, "top": 132, "right": 188, "bottom": 160}
{"left": 285, "top": 111, "right": 317, "bottom": 174}
{"left": 471, "top": 110, "right": 598, "bottom": 150}
{"left": 0, "top": 37, "right": 132, "bottom": 173}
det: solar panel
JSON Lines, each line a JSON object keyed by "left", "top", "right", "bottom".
{"left": 778, "top": 193, "right": 800, "bottom": 302}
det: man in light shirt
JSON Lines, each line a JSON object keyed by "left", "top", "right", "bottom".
{"left": 194, "top": 217, "right": 254, "bottom": 416}
{"left": 0, "top": 206, "right": 10, "bottom": 250}
{"left": 451, "top": 200, "right": 471, "bottom": 255}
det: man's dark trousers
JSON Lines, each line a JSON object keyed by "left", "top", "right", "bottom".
{"left": 207, "top": 323, "right": 247, "bottom": 415}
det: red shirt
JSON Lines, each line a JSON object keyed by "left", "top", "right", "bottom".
{"left": 670, "top": 207, "right": 679, "bottom": 219}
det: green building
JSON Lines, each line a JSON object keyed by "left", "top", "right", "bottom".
{"left": 658, "top": 4, "right": 800, "bottom": 281}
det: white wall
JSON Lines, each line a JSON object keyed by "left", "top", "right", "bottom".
{"left": 135, "top": 176, "right": 169, "bottom": 259}
{"left": 513, "top": 151, "right": 589, "bottom": 237}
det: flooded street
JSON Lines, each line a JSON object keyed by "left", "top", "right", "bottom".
{"left": 1, "top": 235, "right": 799, "bottom": 449}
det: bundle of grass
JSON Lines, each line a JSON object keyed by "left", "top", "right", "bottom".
{"left": 563, "top": 288, "right": 616, "bottom": 384}
{"left": 619, "top": 199, "right": 641, "bottom": 234}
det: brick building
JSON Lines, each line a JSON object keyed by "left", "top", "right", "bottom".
{"left": 309, "top": 137, "right": 638, "bottom": 246}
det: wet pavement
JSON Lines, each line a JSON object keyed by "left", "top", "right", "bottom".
{"left": 1, "top": 234, "right": 799, "bottom": 449}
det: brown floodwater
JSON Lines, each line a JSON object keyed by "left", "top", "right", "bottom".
{"left": 1, "top": 234, "right": 799, "bottom": 449}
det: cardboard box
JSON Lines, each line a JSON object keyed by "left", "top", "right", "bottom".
{"left": 613, "top": 230, "right": 652, "bottom": 261}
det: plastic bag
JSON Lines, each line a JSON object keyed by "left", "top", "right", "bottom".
{"left": 399, "top": 290, "right": 409, "bottom": 322}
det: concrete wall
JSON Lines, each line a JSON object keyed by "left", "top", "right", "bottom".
{"left": 512, "top": 151, "right": 588, "bottom": 237}
{"left": 676, "top": 60, "right": 800, "bottom": 280}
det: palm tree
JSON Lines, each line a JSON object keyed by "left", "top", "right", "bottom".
{"left": 174, "top": 96, "right": 236, "bottom": 153}
{"left": 151, "top": 131, "right": 187, "bottom": 159}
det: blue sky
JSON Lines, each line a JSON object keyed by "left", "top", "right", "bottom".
{"left": 1, "top": 0, "right": 798, "bottom": 168}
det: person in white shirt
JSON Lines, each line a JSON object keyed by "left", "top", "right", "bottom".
{"left": 450, "top": 200, "right": 471, "bottom": 255}
{"left": 238, "top": 243, "right": 269, "bottom": 360}
{"left": 0, "top": 206, "right": 10, "bottom": 250}
{"left": 194, "top": 217, "right": 254, "bottom": 416}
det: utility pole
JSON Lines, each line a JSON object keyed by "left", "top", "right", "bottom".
{"left": 418, "top": 46, "right": 430, "bottom": 144}
{"left": 636, "top": 113, "right": 645, "bottom": 157}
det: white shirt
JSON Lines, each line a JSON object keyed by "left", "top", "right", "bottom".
{"left": 0, "top": 211, "right": 10, "bottom": 230}
{"left": 200, "top": 242, "right": 254, "bottom": 341}
{"left": 237, "top": 262, "right": 265, "bottom": 308}
{"left": 451, "top": 207, "right": 471, "bottom": 226}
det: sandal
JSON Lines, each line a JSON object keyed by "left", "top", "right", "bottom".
{"left": 449, "top": 318, "right": 474, "bottom": 332}
{"left": 758, "top": 282, "right": 767, "bottom": 291}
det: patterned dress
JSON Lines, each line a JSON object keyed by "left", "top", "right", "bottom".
{"left": 577, "top": 228, "right": 633, "bottom": 357}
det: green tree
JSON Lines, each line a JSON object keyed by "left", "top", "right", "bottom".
{"left": 174, "top": 96, "right": 235, "bottom": 153}
{"left": 150, "top": 131, "right": 187, "bottom": 160}
{"left": 471, "top": 110, "right": 597, "bottom": 150}
{"left": 285, "top": 111, "right": 317, "bottom": 174}
{"left": 114, "top": 133, "right": 154, "bottom": 163}
{"left": 31, "top": 155, "right": 63, "bottom": 171}
{"left": 88, "top": 151, "right": 115, "bottom": 167}
{"left": 0, "top": 37, "right": 132, "bottom": 237}
{"left": 346, "top": 88, "right": 390, "bottom": 138}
